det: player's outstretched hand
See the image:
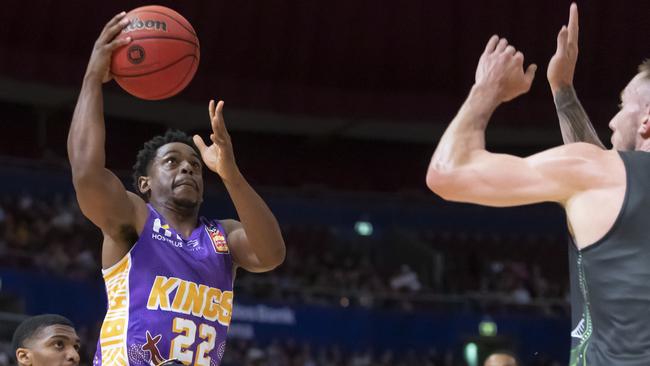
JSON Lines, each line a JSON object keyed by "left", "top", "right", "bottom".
{"left": 547, "top": 3, "right": 579, "bottom": 94}
{"left": 193, "top": 100, "right": 241, "bottom": 183}
{"left": 475, "top": 35, "right": 537, "bottom": 103}
{"left": 85, "top": 12, "right": 132, "bottom": 83}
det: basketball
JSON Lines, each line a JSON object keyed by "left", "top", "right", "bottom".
{"left": 110, "top": 6, "right": 200, "bottom": 100}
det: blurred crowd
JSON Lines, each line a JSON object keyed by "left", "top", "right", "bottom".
{"left": 0, "top": 193, "right": 569, "bottom": 312}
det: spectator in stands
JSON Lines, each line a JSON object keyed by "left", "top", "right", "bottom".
{"left": 389, "top": 264, "right": 422, "bottom": 292}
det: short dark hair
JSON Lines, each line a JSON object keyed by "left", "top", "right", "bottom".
{"left": 132, "top": 129, "right": 200, "bottom": 200}
{"left": 12, "top": 314, "right": 75, "bottom": 352}
{"left": 639, "top": 59, "right": 650, "bottom": 80}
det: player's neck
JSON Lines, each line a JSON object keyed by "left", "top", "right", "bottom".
{"left": 638, "top": 139, "right": 650, "bottom": 152}
{"left": 151, "top": 201, "right": 200, "bottom": 237}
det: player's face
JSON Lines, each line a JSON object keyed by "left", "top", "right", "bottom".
{"left": 149, "top": 142, "right": 204, "bottom": 208}
{"left": 609, "top": 74, "right": 650, "bottom": 151}
{"left": 484, "top": 353, "right": 517, "bottom": 366}
{"left": 16, "top": 325, "right": 81, "bottom": 366}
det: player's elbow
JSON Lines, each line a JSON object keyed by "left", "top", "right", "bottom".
{"left": 426, "top": 167, "right": 460, "bottom": 201}
{"left": 268, "top": 241, "right": 286, "bottom": 269}
{"left": 254, "top": 240, "right": 286, "bottom": 273}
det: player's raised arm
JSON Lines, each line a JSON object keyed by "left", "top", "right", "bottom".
{"left": 67, "top": 13, "right": 146, "bottom": 244}
{"left": 426, "top": 36, "right": 611, "bottom": 207}
{"left": 193, "top": 101, "right": 286, "bottom": 272}
{"left": 547, "top": 3, "right": 605, "bottom": 148}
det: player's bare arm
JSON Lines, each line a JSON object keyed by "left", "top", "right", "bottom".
{"left": 426, "top": 36, "right": 616, "bottom": 208}
{"left": 547, "top": 3, "right": 605, "bottom": 148}
{"left": 67, "top": 12, "right": 148, "bottom": 267}
{"left": 194, "top": 101, "right": 286, "bottom": 272}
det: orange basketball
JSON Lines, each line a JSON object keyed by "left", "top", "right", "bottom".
{"left": 110, "top": 6, "right": 200, "bottom": 100}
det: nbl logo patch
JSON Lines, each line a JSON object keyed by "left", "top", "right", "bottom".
{"left": 206, "top": 224, "right": 229, "bottom": 254}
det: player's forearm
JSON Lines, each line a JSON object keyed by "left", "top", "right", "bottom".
{"left": 427, "top": 85, "right": 500, "bottom": 197}
{"left": 67, "top": 75, "right": 108, "bottom": 177}
{"left": 428, "top": 85, "right": 498, "bottom": 174}
{"left": 222, "top": 172, "right": 286, "bottom": 268}
{"left": 554, "top": 85, "right": 605, "bottom": 148}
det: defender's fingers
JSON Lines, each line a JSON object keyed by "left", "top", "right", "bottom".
{"left": 484, "top": 35, "right": 499, "bottom": 54}
{"left": 567, "top": 3, "right": 579, "bottom": 46}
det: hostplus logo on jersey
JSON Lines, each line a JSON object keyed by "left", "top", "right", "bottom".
{"left": 152, "top": 218, "right": 184, "bottom": 248}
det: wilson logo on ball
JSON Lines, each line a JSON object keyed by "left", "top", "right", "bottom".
{"left": 127, "top": 45, "right": 146, "bottom": 64}
{"left": 124, "top": 17, "right": 168, "bottom": 33}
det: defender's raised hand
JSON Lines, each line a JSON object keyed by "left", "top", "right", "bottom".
{"left": 85, "top": 12, "right": 132, "bottom": 83}
{"left": 475, "top": 35, "right": 537, "bottom": 103}
{"left": 547, "top": 3, "right": 579, "bottom": 94}
{"left": 193, "top": 100, "right": 241, "bottom": 183}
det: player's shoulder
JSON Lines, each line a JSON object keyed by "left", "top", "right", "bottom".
{"left": 528, "top": 143, "right": 621, "bottom": 189}
{"left": 532, "top": 142, "right": 614, "bottom": 166}
{"left": 558, "top": 142, "right": 610, "bottom": 156}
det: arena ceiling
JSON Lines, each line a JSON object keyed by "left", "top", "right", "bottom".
{"left": 0, "top": 0, "right": 647, "bottom": 145}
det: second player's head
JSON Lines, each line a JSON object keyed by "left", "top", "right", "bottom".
{"left": 12, "top": 314, "right": 80, "bottom": 366}
{"left": 483, "top": 351, "right": 518, "bottom": 366}
{"left": 609, "top": 59, "right": 650, "bottom": 151}
{"left": 133, "top": 129, "right": 204, "bottom": 209}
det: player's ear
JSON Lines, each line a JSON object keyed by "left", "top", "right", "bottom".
{"left": 16, "top": 348, "right": 32, "bottom": 365}
{"left": 138, "top": 176, "right": 151, "bottom": 196}
{"left": 639, "top": 106, "right": 650, "bottom": 139}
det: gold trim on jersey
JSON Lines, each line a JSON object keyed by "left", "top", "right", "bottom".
{"left": 99, "top": 254, "right": 132, "bottom": 366}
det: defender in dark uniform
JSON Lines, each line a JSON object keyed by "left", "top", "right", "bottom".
{"left": 548, "top": 4, "right": 650, "bottom": 364}
{"left": 425, "top": 4, "right": 650, "bottom": 365}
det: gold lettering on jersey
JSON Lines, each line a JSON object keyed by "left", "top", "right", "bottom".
{"left": 203, "top": 288, "right": 223, "bottom": 322}
{"left": 218, "top": 291, "right": 233, "bottom": 325}
{"left": 147, "top": 276, "right": 233, "bottom": 326}
{"left": 171, "top": 280, "right": 188, "bottom": 310}
{"left": 147, "top": 276, "right": 180, "bottom": 311}
{"left": 182, "top": 282, "right": 208, "bottom": 317}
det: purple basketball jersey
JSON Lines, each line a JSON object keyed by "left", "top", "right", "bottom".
{"left": 93, "top": 204, "right": 234, "bottom": 366}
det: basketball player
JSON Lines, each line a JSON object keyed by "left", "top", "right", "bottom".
{"left": 68, "top": 12, "right": 286, "bottom": 366}
{"left": 12, "top": 314, "right": 81, "bottom": 366}
{"left": 425, "top": 4, "right": 650, "bottom": 364}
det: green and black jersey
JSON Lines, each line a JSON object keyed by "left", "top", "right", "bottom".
{"left": 569, "top": 151, "right": 650, "bottom": 365}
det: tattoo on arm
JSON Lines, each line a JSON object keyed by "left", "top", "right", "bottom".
{"left": 554, "top": 86, "right": 606, "bottom": 148}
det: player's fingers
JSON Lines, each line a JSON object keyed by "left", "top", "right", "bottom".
{"left": 106, "top": 36, "right": 131, "bottom": 51}
{"left": 556, "top": 26, "right": 568, "bottom": 53}
{"left": 514, "top": 51, "right": 524, "bottom": 65}
{"left": 213, "top": 101, "right": 230, "bottom": 141}
{"left": 484, "top": 35, "right": 499, "bottom": 54}
{"left": 107, "top": 17, "right": 131, "bottom": 41}
{"left": 495, "top": 38, "right": 508, "bottom": 53}
{"left": 192, "top": 135, "right": 209, "bottom": 153}
{"left": 102, "top": 11, "right": 127, "bottom": 32}
{"left": 504, "top": 45, "right": 516, "bottom": 56}
{"left": 99, "top": 14, "right": 129, "bottom": 45}
{"left": 524, "top": 64, "right": 538, "bottom": 85}
{"left": 567, "top": 3, "right": 579, "bottom": 46}
{"left": 208, "top": 100, "right": 215, "bottom": 121}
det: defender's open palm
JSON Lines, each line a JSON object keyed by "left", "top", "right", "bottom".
{"left": 475, "top": 35, "right": 537, "bottom": 103}
{"left": 547, "top": 3, "right": 579, "bottom": 93}
{"left": 193, "top": 100, "right": 240, "bottom": 182}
